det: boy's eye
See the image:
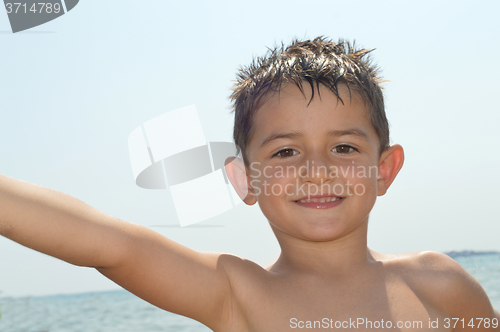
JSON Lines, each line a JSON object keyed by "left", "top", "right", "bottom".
{"left": 333, "top": 144, "right": 357, "bottom": 154}
{"left": 273, "top": 148, "right": 298, "bottom": 158}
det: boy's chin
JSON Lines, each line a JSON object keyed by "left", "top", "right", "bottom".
{"left": 269, "top": 220, "right": 364, "bottom": 243}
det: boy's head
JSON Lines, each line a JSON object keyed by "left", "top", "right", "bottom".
{"left": 230, "top": 36, "right": 389, "bottom": 167}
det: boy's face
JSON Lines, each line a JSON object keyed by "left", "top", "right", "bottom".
{"left": 244, "top": 83, "right": 383, "bottom": 243}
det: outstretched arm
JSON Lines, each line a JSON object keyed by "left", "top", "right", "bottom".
{"left": 0, "top": 174, "right": 233, "bottom": 330}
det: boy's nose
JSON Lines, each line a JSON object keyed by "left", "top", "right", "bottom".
{"left": 298, "top": 154, "right": 336, "bottom": 185}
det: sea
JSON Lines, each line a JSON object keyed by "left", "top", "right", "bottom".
{"left": 0, "top": 252, "right": 499, "bottom": 332}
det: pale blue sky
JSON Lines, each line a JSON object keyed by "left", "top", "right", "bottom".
{"left": 0, "top": 0, "right": 499, "bottom": 297}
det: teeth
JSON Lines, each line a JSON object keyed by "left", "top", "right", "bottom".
{"left": 298, "top": 197, "right": 342, "bottom": 203}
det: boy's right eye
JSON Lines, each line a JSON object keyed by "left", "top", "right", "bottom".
{"left": 273, "top": 148, "right": 298, "bottom": 158}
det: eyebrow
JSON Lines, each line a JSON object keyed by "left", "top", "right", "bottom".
{"left": 260, "top": 131, "right": 302, "bottom": 148}
{"left": 327, "top": 129, "right": 369, "bottom": 141}
{"left": 259, "top": 128, "right": 369, "bottom": 148}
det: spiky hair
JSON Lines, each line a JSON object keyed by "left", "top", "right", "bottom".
{"left": 229, "top": 36, "right": 389, "bottom": 166}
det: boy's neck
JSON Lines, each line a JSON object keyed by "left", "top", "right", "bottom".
{"left": 267, "top": 219, "right": 376, "bottom": 280}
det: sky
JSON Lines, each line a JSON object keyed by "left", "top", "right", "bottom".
{"left": 0, "top": 0, "right": 499, "bottom": 298}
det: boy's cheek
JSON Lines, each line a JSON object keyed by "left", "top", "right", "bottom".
{"left": 345, "top": 179, "right": 378, "bottom": 198}
{"left": 249, "top": 176, "right": 290, "bottom": 198}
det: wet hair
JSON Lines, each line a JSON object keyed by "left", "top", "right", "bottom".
{"left": 229, "top": 36, "right": 389, "bottom": 166}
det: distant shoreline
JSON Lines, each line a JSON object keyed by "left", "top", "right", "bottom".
{"left": 444, "top": 250, "right": 500, "bottom": 258}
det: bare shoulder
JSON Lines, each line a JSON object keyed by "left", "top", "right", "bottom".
{"left": 217, "top": 252, "right": 270, "bottom": 285}
{"left": 375, "top": 250, "right": 498, "bottom": 323}
{"left": 386, "top": 251, "right": 481, "bottom": 287}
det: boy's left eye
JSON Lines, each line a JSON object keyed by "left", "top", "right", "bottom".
{"left": 273, "top": 148, "right": 298, "bottom": 158}
{"left": 333, "top": 144, "right": 358, "bottom": 154}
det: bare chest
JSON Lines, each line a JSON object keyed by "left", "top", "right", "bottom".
{"left": 226, "top": 274, "right": 452, "bottom": 332}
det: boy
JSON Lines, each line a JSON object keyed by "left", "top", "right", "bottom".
{"left": 0, "top": 37, "right": 498, "bottom": 331}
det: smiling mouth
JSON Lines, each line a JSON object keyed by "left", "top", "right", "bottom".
{"left": 295, "top": 197, "right": 343, "bottom": 203}
{"left": 293, "top": 196, "right": 344, "bottom": 209}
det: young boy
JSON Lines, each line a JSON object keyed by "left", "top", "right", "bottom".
{"left": 0, "top": 37, "right": 498, "bottom": 331}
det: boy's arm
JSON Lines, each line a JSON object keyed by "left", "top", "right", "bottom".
{"left": 415, "top": 252, "right": 499, "bottom": 331}
{"left": 0, "top": 174, "right": 233, "bottom": 330}
{"left": 449, "top": 275, "right": 500, "bottom": 332}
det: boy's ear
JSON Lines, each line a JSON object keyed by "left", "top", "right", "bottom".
{"left": 224, "top": 156, "right": 257, "bottom": 205}
{"left": 377, "top": 144, "right": 405, "bottom": 196}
